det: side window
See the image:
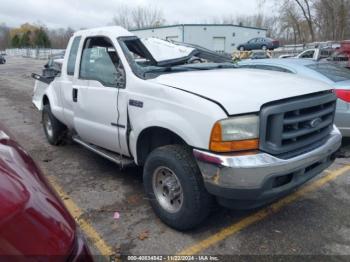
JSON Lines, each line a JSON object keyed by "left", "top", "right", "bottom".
{"left": 79, "top": 37, "right": 125, "bottom": 88}
{"left": 300, "top": 50, "right": 314, "bottom": 58}
{"left": 67, "top": 36, "right": 81, "bottom": 76}
{"left": 320, "top": 50, "right": 332, "bottom": 59}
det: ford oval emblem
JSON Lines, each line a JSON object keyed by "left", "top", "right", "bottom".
{"left": 309, "top": 118, "right": 322, "bottom": 128}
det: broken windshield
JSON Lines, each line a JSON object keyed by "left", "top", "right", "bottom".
{"left": 118, "top": 36, "right": 235, "bottom": 79}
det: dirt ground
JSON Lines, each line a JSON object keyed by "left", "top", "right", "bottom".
{"left": 1, "top": 56, "right": 350, "bottom": 261}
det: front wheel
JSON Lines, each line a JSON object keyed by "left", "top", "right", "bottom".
{"left": 143, "top": 145, "right": 213, "bottom": 231}
{"left": 42, "top": 104, "right": 67, "bottom": 145}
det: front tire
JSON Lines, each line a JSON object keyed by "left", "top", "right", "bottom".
{"left": 42, "top": 104, "right": 67, "bottom": 145}
{"left": 143, "top": 145, "right": 213, "bottom": 231}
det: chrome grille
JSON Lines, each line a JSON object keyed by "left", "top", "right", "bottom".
{"left": 260, "top": 91, "right": 337, "bottom": 158}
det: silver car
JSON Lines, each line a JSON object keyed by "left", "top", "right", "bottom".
{"left": 239, "top": 59, "right": 350, "bottom": 137}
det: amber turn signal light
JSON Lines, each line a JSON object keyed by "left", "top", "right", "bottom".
{"left": 209, "top": 122, "right": 259, "bottom": 153}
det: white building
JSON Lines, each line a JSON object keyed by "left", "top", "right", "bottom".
{"left": 131, "top": 24, "right": 267, "bottom": 54}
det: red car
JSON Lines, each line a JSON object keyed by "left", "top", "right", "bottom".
{"left": 0, "top": 124, "right": 93, "bottom": 261}
{"left": 328, "top": 40, "right": 350, "bottom": 68}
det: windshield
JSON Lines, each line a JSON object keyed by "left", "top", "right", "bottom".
{"left": 307, "top": 63, "right": 350, "bottom": 82}
{"left": 118, "top": 36, "right": 235, "bottom": 79}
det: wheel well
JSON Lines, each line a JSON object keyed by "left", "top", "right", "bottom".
{"left": 43, "top": 95, "right": 49, "bottom": 106}
{"left": 136, "top": 127, "right": 187, "bottom": 166}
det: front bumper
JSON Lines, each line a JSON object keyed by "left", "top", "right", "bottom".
{"left": 194, "top": 126, "right": 342, "bottom": 209}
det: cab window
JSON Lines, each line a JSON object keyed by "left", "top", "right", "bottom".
{"left": 79, "top": 37, "right": 125, "bottom": 88}
{"left": 300, "top": 50, "right": 314, "bottom": 58}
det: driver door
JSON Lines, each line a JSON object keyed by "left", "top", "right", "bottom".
{"left": 73, "top": 36, "right": 124, "bottom": 153}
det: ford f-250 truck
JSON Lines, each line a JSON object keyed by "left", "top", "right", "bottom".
{"left": 32, "top": 26, "right": 342, "bottom": 230}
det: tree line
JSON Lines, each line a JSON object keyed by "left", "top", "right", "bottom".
{"left": 0, "top": 23, "right": 73, "bottom": 50}
{"left": 9, "top": 23, "right": 51, "bottom": 48}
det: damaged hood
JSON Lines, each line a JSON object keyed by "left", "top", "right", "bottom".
{"left": 152, "top": 68, "right": 332, "bottom": 115}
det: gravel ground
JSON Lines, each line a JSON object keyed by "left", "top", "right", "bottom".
{"left": 0, "top": 56, "right": 349, "bottom": 260}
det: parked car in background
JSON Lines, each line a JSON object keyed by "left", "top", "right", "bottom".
{"left": 239, "top": 58, "right": 350, "bottom": 137}
{"left": 0, "top": 123, "right": 93, "bottom": 260}
{"left": 288, "top": 48, "right": 334, "bottom": 60}
{"left": 326, "top": 41, "right": 350, "bottom": 68}
{"left": 0, "top": 54, "right": 6, "bottom": 64}
{"left": 237, "top": 37, "right": 280, "bottom": 51}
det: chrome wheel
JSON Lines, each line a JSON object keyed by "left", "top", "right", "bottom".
{"left": 43, "top": 112, "right": 53, "bottom": 138}
{"left": 152, "top": 166, "right": 183, "bottom": 213}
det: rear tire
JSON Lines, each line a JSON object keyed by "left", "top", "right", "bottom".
{"left": 239, "top": 46, "right": 245, "bottom": 51}
{"left": 42, "top": 104, "right": 67, "bottom": 145}
{"left": 143, "top": 145, "right": 213, "bottom": 231}
{"left": 262, "top": 45, "right": 267, "bottom": 50}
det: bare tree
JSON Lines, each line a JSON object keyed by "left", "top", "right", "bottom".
{"left": 112, "top": 5, "right": 134, "bottom": 29}
{"left": 314, "top": 0, "right": 350, "bottom": 41}
{"left": 131, "top": 6, "right": 165, "bottom": 29}
{"left": 278, "top": 1, "right": 303, "bottom": 43}
{"left": 112, "top": 5, "right": 165, "bottom": 30}
{"left": 276, "top": 0, "right": 350, "bottom": 43}
{"left": 48, "top": 27, "right": 74, "bottom": 49}
{"left": 294, "top": 0, "right": 315, "bottom": 41}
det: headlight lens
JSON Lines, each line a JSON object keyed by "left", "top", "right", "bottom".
{"left": 210, "top": 115, "right": 260, "bottom": 153}
{"left": 220, "top": 115, "right": 259, "bottom": 141}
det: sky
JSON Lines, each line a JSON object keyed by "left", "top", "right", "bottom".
{"left": 0, "top": 0, "right": 275, "bottom": 29}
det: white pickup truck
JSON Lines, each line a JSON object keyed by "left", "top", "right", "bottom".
{"left": 32, "top": 26, "right": 342, "bottom": 230}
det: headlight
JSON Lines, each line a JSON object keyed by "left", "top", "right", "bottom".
{"left": 209, "top": 115, "right": 259, "bottom": 153}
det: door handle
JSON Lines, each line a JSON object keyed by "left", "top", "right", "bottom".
{"left": 72, "top": 88, "right": 78, "bottom": 102}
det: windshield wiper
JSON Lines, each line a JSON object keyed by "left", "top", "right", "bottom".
{"left": 178, "top": 63, "right": 236, "bottom": 71}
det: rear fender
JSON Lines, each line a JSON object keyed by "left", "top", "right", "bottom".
{"left": 32, "top": 79, "right": 50, "bottom": 111}
{"left": 32, "top": 80, "right": 64, "bottom": 125}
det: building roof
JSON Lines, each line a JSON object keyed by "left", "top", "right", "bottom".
{"left": 130, "top": 24, "right": 268, "bottom": 32}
